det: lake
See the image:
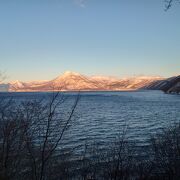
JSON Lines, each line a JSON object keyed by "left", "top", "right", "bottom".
{"left": 0, "top": 90, "right": 180, "bottom": 152}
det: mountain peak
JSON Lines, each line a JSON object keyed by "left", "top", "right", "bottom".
{"left": 52, "top": 71, "right": 83, "bottom": 82}
{"left": 63, "top": 71, "right": 82, "bottom": 77}
{"left": 10, "top": 80, "right": 22, "bottom": 84}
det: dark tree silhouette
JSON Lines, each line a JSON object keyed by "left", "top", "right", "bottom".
{"left": 165, "top": 0, "right": 180, "bottom": 10}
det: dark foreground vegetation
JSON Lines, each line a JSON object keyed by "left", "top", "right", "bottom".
{"left": 0, "top": 94, "right": 180, "bottom": 180}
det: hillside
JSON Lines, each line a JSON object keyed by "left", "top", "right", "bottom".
{"left": 144, "top": 75, "right": 180, "bottom": 94}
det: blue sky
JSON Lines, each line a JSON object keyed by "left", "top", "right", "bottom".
{"left": 0, "top": 0, "right": 180, "bottom": 81}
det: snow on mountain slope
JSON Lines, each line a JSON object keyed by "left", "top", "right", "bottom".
{"left": 10, "top": 80, "right": 26, "bottom": 90}
{"left": 50, "top": 71, "right": 105, "bottom": 90}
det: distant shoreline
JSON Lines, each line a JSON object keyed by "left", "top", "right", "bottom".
{"left": 0, "top": 89, "right": 159, "bottom": 93}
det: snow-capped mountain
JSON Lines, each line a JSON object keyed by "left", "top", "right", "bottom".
{"left": 1, "top": 71, "right": 163, "bottom": 92}
{"left": 51, "top": 71, "right": 103, "bottom": 90}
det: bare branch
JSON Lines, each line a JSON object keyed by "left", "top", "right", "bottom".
{"left": 165, "top": 0, "right": 180, "bottom": 11}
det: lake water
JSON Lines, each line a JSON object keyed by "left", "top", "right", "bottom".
{"left": 0, "top": 90, "right": 180, "bottom": 152}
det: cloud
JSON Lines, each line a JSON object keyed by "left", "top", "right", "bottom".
{"left": 74, "top": 0, "right": 86, "bottom": 8}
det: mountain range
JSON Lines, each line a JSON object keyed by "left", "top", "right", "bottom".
{"left": 0, "top": 71, "right": 164, "bottom": 92}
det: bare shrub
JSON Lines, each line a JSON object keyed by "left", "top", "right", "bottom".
{"left": 150, "top": 123, "right": 180, "bottom": 179}
{"left": 0, "top": 92, "right": 80, "bottom": 180}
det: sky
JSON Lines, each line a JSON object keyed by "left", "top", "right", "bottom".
{"left": 0, "top": 0, "right": 180, "bottom": 82}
